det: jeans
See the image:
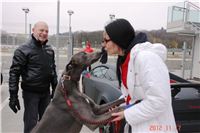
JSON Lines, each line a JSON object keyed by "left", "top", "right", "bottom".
{"left": 22, "top": 90, "right": 51, "bottom": 133}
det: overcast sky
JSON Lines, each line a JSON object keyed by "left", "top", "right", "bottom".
{"left": 1, "top": 0, "right": 199, "bottom": 34}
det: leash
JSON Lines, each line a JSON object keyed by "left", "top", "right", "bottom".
{"left": 60, "top": 74, "right": 115, "bottom": 125}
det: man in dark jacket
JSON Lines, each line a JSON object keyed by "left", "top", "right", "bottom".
{"left": 9, "top": 21, "right": 58, "bottom": 133}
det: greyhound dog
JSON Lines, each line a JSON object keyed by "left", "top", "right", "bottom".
{"left": 31, "top": 51, "right": 125, "bottom": 133}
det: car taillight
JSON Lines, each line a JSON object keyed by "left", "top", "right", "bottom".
{"left": 188, "top": 105, "right": 200, "bottom": 109}
{"left": 170, "top": 79, "right": 177, "bottom": 83}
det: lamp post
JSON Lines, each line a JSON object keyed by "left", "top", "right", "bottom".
{"left": 22, "top": 8, "right": 30, "bottom": 34}
{"left": 109, "top": 14, "right": 115, "bottom": 21}
{"left": 56, "top": 0, "right": 60, "bottom": 73}
{"left": 67, "top": 10, "right": 74, "bottom": 62}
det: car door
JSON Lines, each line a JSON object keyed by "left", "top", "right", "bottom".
{"left": 172, "top": 83, "right": 200, "bottom": 132}
{"left": 83, "top": 65, "right": 121, "bottom": 104}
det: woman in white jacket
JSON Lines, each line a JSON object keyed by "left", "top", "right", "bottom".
{"left": 102, "top": 19, "right": 178, "bottom": 133}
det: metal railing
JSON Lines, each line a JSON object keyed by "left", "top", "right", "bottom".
{"left": 168, "top": 1, "right": 199, "bottom": 23}
{"left": 185, "top": 1, "right": 200, "bottom": 11}
{"left": 188, "top": 21, "right": 200, "bottom": 31}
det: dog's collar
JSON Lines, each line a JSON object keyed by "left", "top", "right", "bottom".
{"left": 62, "top": 74, "right": 71, "bottom": 81}
{"left": 61, "top": 74, "right": 71, "bottom": 89}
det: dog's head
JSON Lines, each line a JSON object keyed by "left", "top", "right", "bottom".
{"left": 64, "top": 51, "right": 102, "bottom": 81}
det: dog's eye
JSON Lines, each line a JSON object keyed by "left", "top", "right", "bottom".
{"left": 71, "top": 60, "right": 76, "bottom": 64}
{"left": 66, "top": 64, "right": 73, "bottom": 70}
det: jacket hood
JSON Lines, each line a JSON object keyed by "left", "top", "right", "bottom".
{"left": 132, "top": 42, "right": 167, "bottom": 61}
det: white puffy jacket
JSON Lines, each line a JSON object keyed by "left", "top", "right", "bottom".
{"left": 121, "top": 42, "right": 178, "bottom": 133}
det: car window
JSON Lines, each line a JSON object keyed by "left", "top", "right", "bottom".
{"left": 91, "top": 67, "right": 107, "bottom": 78}
{"left": 171, "top": 83, "right": 200, "bottom": 98}
{"left": 91, "top": 66, "right": 117, "bottom": 81}
{"left": 105, "top": 69, "right": 117, "bottom": 81}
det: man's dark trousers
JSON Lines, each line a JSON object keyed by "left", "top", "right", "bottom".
{"left": 22, "top": 90, "right": 51, "bottom": 133}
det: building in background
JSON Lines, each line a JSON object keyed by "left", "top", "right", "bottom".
{"left": 167, "top": 1, "right": 200, "bottom": 80}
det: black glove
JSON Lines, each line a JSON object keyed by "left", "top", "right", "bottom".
{"left": 100, "top": 47, "right": 108, "bottom": 64}
{"left": 9, "top": 94, "right": 20, "bottom": 113}
{"left": 51, "top": 89, "right": 55, "bottom": 99}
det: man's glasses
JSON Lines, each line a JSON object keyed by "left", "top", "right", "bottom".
{"left": 102, "top": 38, "right": 111, "bottom": 43}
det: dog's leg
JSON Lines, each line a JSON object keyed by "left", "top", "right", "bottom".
{"left": 88, "top": 98, "right": 125, "bottom": 115}
{"left": 95, "top": 98, "right": 125, "bottom": 115}
{"left": 80, "top": 93, "right": 125, "bottom": 115}
{"left": 80, "top": 93, "right": 99, "bottom": 108}
{"left": 81, "top": 106, "right": 125, "bottom": 131}
{"left": 65, "top": 91, "right": 125, "bottom": 131}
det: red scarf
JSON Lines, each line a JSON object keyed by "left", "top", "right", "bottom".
{"left": 121, "top": 52, "right": 131, "bottom": 105}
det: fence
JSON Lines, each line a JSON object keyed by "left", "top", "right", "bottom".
{"left": 1, "top": 33, "right": 193, "bottom": 83}
{"left": 0, "top": 33, "right": 102, "bottom": 83}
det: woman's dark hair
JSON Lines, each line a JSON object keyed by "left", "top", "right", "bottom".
{"left": 105, "top": 19, "right": 135, "bottom": 50}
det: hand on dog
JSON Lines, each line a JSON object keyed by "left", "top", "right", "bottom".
{"left": 111, "top": 111, "right": 124, "bottom": 122}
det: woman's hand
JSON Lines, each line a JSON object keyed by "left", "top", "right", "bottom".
{"left": 111, "top": 111, "right": 125, "bottom": 122}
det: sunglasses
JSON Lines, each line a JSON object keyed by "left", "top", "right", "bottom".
{"left": 102, "top": 38, "right": 111, "bottom": 43}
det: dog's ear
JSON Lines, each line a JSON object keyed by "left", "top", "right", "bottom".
{"left": 66, "top": 61, "right": 73, "bottom": 71}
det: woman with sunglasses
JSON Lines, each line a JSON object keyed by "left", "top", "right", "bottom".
{"left": 102, "top": 19, "right": 177, "bottom": 133}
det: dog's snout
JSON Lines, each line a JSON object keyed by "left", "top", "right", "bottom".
{"left": 85, "top": 52, "right": 102, "bottom": 66}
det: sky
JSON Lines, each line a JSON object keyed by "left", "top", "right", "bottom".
{"left": 1, "top": 0, "right": 199, "bottom": 35}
